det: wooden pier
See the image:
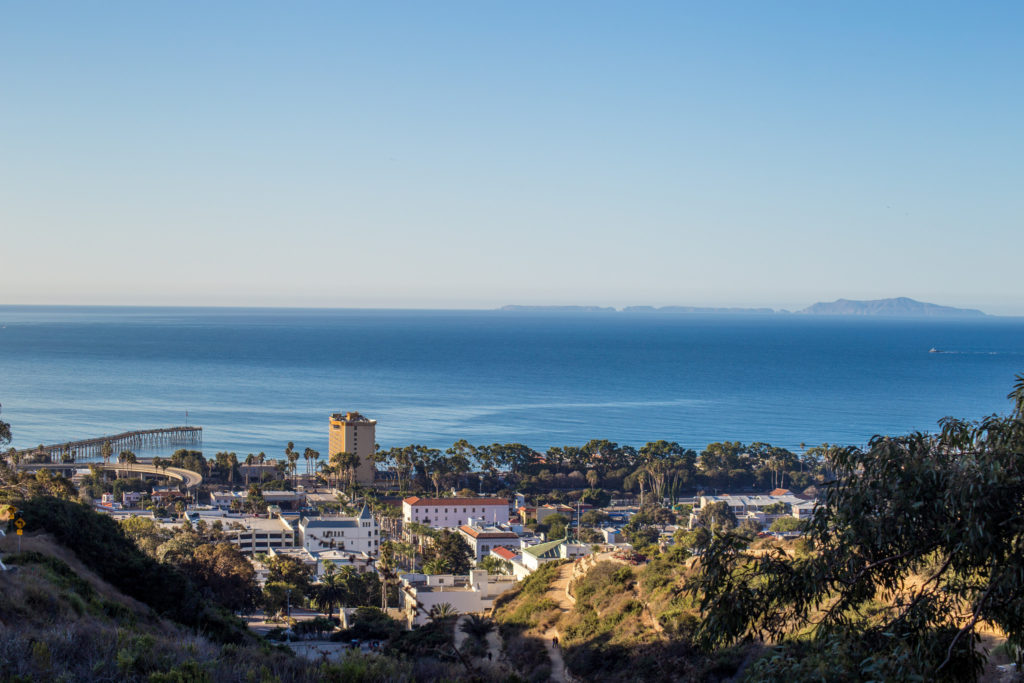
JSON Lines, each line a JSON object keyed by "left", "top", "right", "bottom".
{"left": 15, "top": 426, "right": 202, "bottom": 460}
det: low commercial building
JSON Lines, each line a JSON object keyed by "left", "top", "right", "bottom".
{"left": 268, "top": 547, "right": 318, "bottom": 574}
{"left": 175, "top": 511, "right": 295, "bottom": 554}
{"left": 400, "top": 570, "right": 519, "bottom": 627}
{"left": 314, "top": 549, "right": 376, "bottom": 576}
{"left": 261, "top": 490, "right": 307, "bottom": 511}
{"left": 689, "top": 493, "right": 813, "bottom": 531}
{"left": 402, "top": 497, "right": 509, "bottom": 529}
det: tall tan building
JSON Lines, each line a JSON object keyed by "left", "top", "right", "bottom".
{"left": 329, "top": 411, "right": 377, "bottom": 484}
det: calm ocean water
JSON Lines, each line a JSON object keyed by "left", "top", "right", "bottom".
{"left": 1, "top": 306, "right": 1022, "bottom": 460}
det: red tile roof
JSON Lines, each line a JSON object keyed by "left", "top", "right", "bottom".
{"left": 404, "top": 497, "right": 508, "bottom": 506}
{"left": 491, "top": 546, "right": 519, "bottom": 561}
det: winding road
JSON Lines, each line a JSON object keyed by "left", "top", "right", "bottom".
{"left": 16, "top": 461, "right": 203, "bottom": 490}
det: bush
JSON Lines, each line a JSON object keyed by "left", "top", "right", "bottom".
{"left": 16, "top": 497, "right": 252, "bottom": 643}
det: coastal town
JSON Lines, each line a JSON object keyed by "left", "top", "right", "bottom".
{"left": 5, "top": 411, "right": 820, "bottom": 647}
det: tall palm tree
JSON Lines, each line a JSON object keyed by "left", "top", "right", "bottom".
{"left": 304, "top": 448, "right": 319, "bottom": 477}
{"left": 330, "top": 452, "right": 360, "bottom": 491}
{"left": 313, "top": 568, "right": 348, "bottom": 621}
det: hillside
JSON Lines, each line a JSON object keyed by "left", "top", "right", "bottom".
{"left": 491, "top": 554, "right": 752, "bottom": 682}
{"left": 0, "top": 534, "right": 334, "bottom": 682}
{"left": 0, "top": 500, "right": 414, "bottom": 682}
{"left": 797, "top": 297, "right": 985, "bottom": 317}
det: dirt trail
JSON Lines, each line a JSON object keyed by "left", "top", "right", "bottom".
{"left": 537, "top": 562, "right": 578, "bottom": 683}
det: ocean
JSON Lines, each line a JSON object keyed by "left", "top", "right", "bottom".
{"left": 1, "top": 306, "right": 1022, "bottom": 460}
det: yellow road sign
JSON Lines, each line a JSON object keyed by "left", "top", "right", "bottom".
{"left": 14, "top": 518, "right": 25, "bottom": 529}
{"left": 16, "top": 529, "right": 23, "bottom": 536}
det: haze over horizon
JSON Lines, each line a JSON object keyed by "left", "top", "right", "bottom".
{"left": 3, "top": 3, "right": 1022, "bottom": 314}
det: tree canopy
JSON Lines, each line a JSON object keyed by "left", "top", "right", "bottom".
{"left": 692, "top": 375, "right": 1024, "bottom": 681}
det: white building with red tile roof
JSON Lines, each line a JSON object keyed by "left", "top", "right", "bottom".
{"left": 402, "top": 496, "right": 509, "bottom": 529}
{"left": 490, "top": 546, "right": 521, "bottom": 563}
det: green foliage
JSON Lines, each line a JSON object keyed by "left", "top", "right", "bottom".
{"left": 421, "top": 529, "right": 473, "bottom": 575}
{"left": 769, "top": 516, "right": 803, "bottom": 533}
{"left": 692, "top": 376, "right": 1024, "bottom": 681}
{"left": 169, "top": 449, "right": 208, "bottom": 477}
{"left": 477, "top": 555, "right": 513, "bottom": 575}
{"left": 14, "top": 497, "right": 251, "bottom": 644}
{"left": 692, "top": 501, "right": 737, "bottom": 532}
{"left": 343, "top": 607, "right": 404, "bottom": 641}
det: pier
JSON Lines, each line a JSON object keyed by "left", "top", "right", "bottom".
{"left": 13, "top": 426, "right": 202, "bottom": 460}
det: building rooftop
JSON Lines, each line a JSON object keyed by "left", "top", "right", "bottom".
{"left": 404, "top": 496, "right": 508, "bottom": 506}
{"left": 458, "top": 525, "right": 519, "bottom": 539}
{"left": 523, "top": 538, "right": 565, "bottom": 559}
{"left": 331, "top": 411, "right": 376, "bottom": 424}
{"left": 300, "top": 516, "right": 358, "bottom": 528}
{"left": 491, "top": 546, "right": 520, "bottom": 561}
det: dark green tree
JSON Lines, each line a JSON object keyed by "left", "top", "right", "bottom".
{"left": 423, "top": 529, "right": 473, "bottom": 575}
{"left": 692, "top": 376, "right": 1024, "bottom": 681}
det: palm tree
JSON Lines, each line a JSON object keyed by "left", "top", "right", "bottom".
{"left": 313, "top": 568, "right": 348, "bottom": 621}
{"left": 459, "top": 614, "right": 495, "bottom": 643}
{"left": 304, "top": 448, "right": 319, "bottom": 477}
{"left": 101, "top": 441, "right": 113, "bottom": 467}
{"left": 331, "top": 452, "right": 360, "bottom": 491}
{"left": 284, "top": 442, "right": 299, "bottom": 485}
{"left": 119, "top": 450, "right": 137, "bottom": 475}
{"left": 429, "top": 602, "right": 457, "bottom": 621}
{"left": 423, "top": 558, "right": 447, "bottom": 575}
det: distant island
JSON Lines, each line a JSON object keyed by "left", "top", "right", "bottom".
{"left": 500, "top": 297, "right": 987, "bottom": 317}
{"left": 795, "top": 297, "right": 986, "bottom": 317}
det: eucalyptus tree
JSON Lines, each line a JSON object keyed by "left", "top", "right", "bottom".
{"left": 692, "top": 376, "right": 1024, "bottom": 681}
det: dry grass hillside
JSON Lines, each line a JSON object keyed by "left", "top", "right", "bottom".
{"left": 0, "top": 532, "right": 410, "bottom": 682}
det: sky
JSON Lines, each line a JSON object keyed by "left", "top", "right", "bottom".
{"left": 2, "top": 2, "right": 1022, "bottom": 313}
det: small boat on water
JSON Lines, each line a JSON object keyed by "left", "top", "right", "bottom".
{"left": 929, "top": 347, "right": 940, "bottom": 353}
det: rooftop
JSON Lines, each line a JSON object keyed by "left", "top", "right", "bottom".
{"left": 458, "top": 525, "right": 519, "bottom": 539}
{"left": 404, "top": 497, "right": 508, "bottom": 506}
{"left": 491, "top": 546, "right": 520, "bottom": 561}
{"left": 523, "top": 538, "right": 565, "bottom": 559}
{"left": 330, "top": 411, "right": 376, "bottom": 424}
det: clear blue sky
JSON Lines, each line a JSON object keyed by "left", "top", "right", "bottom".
{"left": 2, "top": 2, "right": 1022, "bottom": 313}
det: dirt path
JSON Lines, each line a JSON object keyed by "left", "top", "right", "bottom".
{"left": 536, "top": 562, "right": 579, "bottom": 683}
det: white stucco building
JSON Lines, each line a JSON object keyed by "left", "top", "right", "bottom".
{"left": 401, "top": 570, "right": 519, "bottom": 627}
{"left": 402, "top": 497, "right": 509, "bottom": 529}
{"left": 297, "top": 504, "right": 380, "bottom": 555}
